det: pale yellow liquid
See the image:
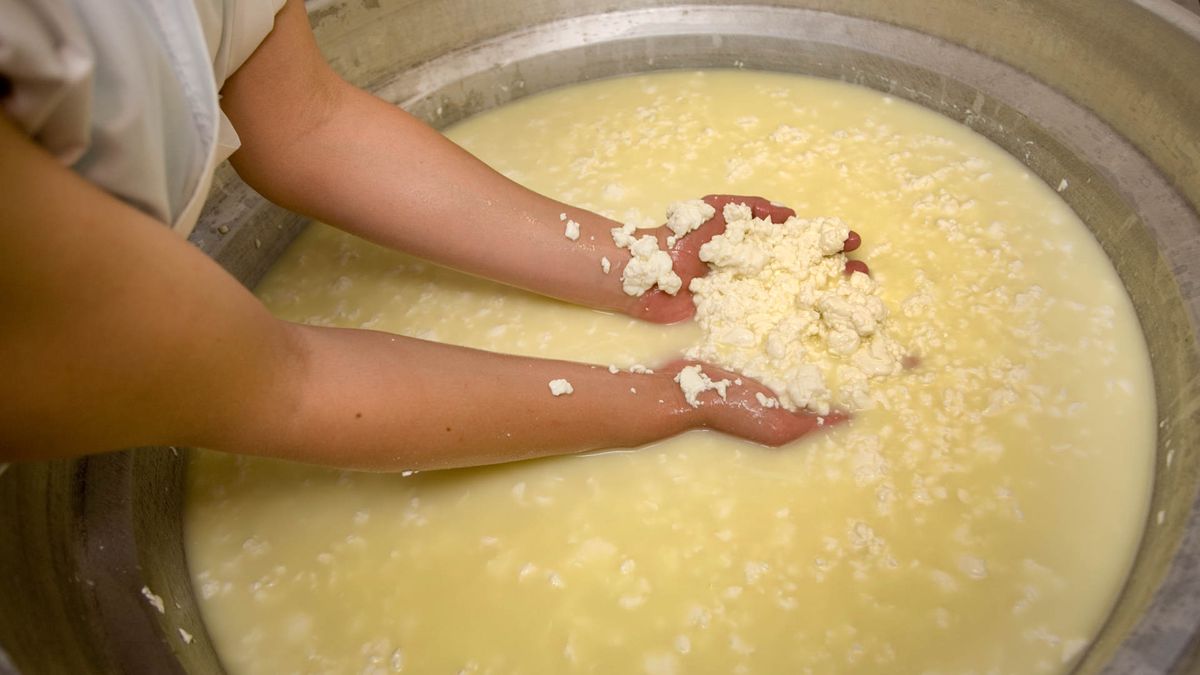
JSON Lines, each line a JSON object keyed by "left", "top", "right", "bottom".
{"left": 185, "top": 71, "right": 1155, "bottom": 675}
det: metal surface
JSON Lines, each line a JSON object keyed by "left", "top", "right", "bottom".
{"left": 1, "top": 1, "right": 1198, "bottom": 673}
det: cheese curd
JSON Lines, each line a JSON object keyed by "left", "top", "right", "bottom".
{"left": 673, "top": 364, "right": 731, "bottom": 408}
{"left": 186, "top": 71, "right": 1154, "bottom": 675}
{"left": 664, "top": 199, "right": 716, "bottom": 246}
{"left": 685, "top": 202, "right": 904, "bottom": 414}
{"left": 612, "top": 223, "right": 681, "bottom": 296}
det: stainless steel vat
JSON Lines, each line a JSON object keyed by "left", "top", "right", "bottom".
{"left": 2, "top": 1, "right": 1198, "bottom": 672}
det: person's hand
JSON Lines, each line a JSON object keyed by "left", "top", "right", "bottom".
{"left": 630, "top": 195, "right": 864, "bottom": 324}
{"left": 665, "top": 360, "right": 847, "bottom": 446}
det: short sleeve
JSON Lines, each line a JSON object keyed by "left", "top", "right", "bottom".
{"left": 0, "top": 0, "right": 287, "bottom": 235}
{"left": 200, "top": 0, "right": 288, "bottom": 87}
{"left": 0, "top": 0, "right": 95, "bottom": 165}
{"left": 195, "top": 0, "right": 287, "bottom": 174}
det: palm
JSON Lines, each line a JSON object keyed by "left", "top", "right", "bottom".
{"left": 632, "top": 195, "right": 798, "bottom": 324}
{"left": 664, "top": 360, "right": 846, "bottom": 446}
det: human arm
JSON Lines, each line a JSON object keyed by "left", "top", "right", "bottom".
{"left": 220, "top": 0, "right": 642, "bottom": 318}
{"left": 220, "top": 4, "right": 864, "bottom": 324}
{"left": 0, "top": 114, "right": 824, "bottom": 469}
{"left": 271, "top": 331, "right": 827, "bottom": 470}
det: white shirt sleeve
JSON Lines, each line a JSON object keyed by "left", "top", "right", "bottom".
{"left": 0, "top": 0, "right": 286, "bottom": 235}
{"left": 202, "top": 0, "right": 288, "bottom": 84}
{"left": 0, "top": 0, "right": 95, "bottom": 166}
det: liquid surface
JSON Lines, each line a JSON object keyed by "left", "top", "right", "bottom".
{"left": 186, "top": 71, "right": 1155, "bottom": 675}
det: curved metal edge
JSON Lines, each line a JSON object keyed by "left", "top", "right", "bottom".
{"left": 74, "top": 449, "right": 223, "bottom": 675}
{"left": 0, "top": 455, "right": 181, "bottom": 675}
{"left": 1135, "top": 0, "right": 1200, "bottom": 42}
{"left": 366, "top": 6, "right": 1200, "bottom": 674}
{"left": 0, "top": 451, "right": 225, "bottom": 675}
{"left": 56, "top": 4, "right": 1187, "bottom": 675}
{"left": 77, "top": 453, "right": 189, "bottom": 675}
{"left": 0, "top": 460, "right": 119, "bottom": 675}
{"left": 4, "top": 4, "right": 1188, "bottom": 675}
{"left": 129, "top": 448, "right": 226, "bottom": 674}
{"left": 187, "top": 165, "right": 309, "bottom": 290}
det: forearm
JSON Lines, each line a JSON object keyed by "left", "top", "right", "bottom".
{"left": 0, "top": 94, "right": 818, "bottom": 468}
{"left": 221, "top": 1, "right": 636, "bottom": 314}
{"left": 237, "top": 325, "right": 696, "bottom": 471}
{"left": 0, "top": 126, "right": 691, "bottom": 468}
{"left": 242, "top": 93, "right": 632, "bottom": 311}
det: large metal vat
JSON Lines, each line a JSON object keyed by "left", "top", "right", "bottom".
{"left": 2, "top": 1, "right": 1199, "bottom": 672}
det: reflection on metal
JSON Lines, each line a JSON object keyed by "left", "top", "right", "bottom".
{"left": 0, "top": 2, "right": 1198, "bottom": 674}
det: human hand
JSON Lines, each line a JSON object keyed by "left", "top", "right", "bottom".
{"left": 630, "top": 195, "right": 865, "bottom": 324}
{"left": 666, "top": 360, "right": 846, "bottom": 446}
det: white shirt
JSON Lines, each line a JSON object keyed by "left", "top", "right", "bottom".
{"left": 0, "top": 0, "right": 283, "bottom": 477}
{"left": 0, "top": 0, "right": 285, "bottom": 235}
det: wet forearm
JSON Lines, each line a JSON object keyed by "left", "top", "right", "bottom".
{"left": 222, "top": 0, "right": 637, "bottom": 314}
{"left": 240, "top": 324, "right": 697, "bottom": 471}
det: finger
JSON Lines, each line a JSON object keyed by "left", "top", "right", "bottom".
{"left": 701, "top": 195, "right": 795, "bottom": 224}
{"left": 675, "top": 364, "right": 850, "bottom": 446}
{"left": 751, "top": 408, "right": 838, "bottom": 446}
{"left": 844, "top": 260, "right": 870, "bottom": 277}
{"left": 750, "top": 200, "right": 796, "bottom": 224}
{"left": 818, "top": 410, "right": 850, "bottom": 428}
{"left": 843, "top": 230, "right": 862, "bottom": 252}
{"left": 633, "top": 291, "right": 697, "bottom": 325}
